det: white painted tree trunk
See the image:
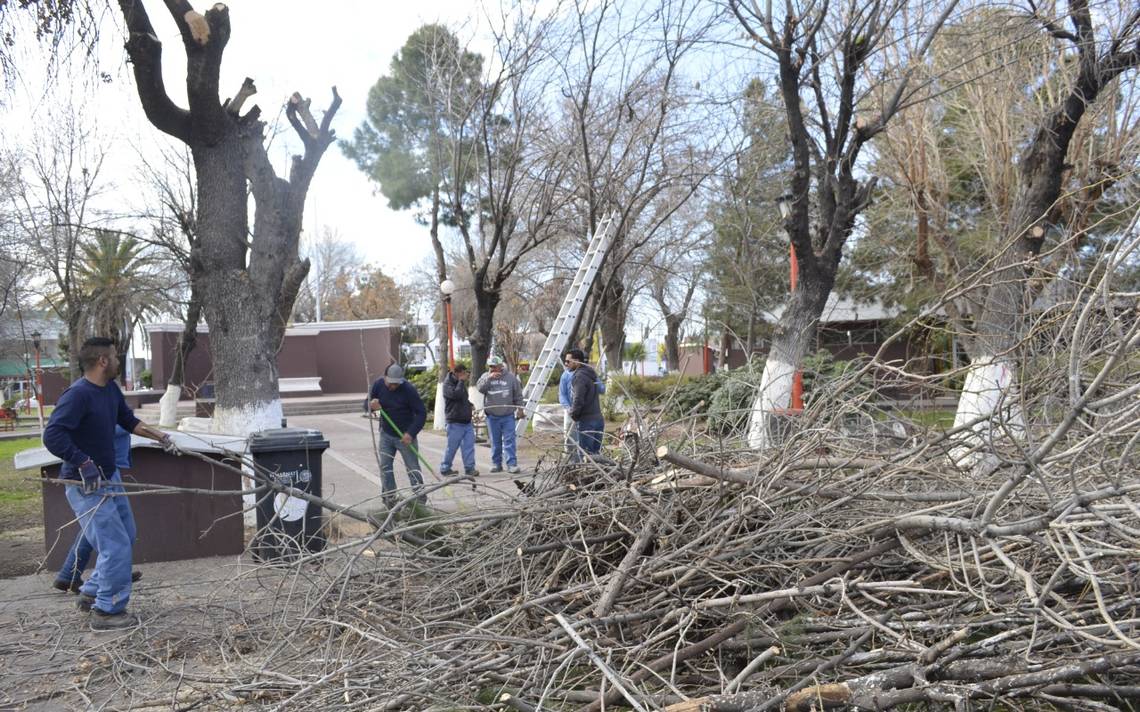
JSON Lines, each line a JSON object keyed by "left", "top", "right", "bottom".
{"left": 211, "top": 398, "right": 285, "bottom": 527}
{"left": 745, "top": 281, "right": 826, "bottom": 450}
{"left": 158, "top": 383, "right": 181, "bottom": 428}
{"left": 949, "top": 356, "right": 1024, "bottom": 470}
{"left": 433, "top": 382, "right": 446, "bottom": 430}
{"left": 211, "top": 399, "right": 284, "bottom": 436}
{"left": 746, "top": 359, "right": 796, "bottom": 449}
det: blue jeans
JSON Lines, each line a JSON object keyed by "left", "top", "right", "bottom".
{"left": 577, "top": 417, "right": 605, "bottom": 456}
{"left": 55, "top": 533, "right": 95, "bottom": 587}
{"left": 441, "top": 422, "right": 476, "bottom": 473}
{"left": 57, "top": 431, "right": 133, "bottom": 587}
{"left": 64, "top": 470, "right": 135, "bottom": 614}
{"left": 379, "top": 431, "right": 424, "bottom": 503}
{"left": 486, "top": 413, "right": 518, "bottom": 468}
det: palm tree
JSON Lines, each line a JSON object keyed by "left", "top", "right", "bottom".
{"left": 624, "top": 342, "right": 647, "bottom": 377}
{"left": 75, "top": 229, "right": 163, "bottom": 360}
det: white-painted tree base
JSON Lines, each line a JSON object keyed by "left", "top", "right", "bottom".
{"left": 210, "top": 399, "right": 284, "bottom": 436}
{"left": 210, "top": 399, "right": 285, "bottom": 525}
{"left": 158, "top": 383, "right": 182, "bottom": 428}
{"left": 950, "top": 356, "right": 1024, "bottom": 470}
{"left": 746, "top": 359, "right": 795, "bottom": 449}
{"left": 433, "top": 382, "right": 446, "bottom": 430}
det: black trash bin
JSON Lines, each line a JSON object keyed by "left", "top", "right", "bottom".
{"left": 248, "top": 428, "right": 330, "bottom": 562}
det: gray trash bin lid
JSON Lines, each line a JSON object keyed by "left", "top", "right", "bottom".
{"left": 248, "top": 428, "right": 330, "bottom": 453}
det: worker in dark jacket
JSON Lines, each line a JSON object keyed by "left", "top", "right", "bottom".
{"left": 565, "top": 348, "right": 605, "bottom": 456}
{"left": 366, "top": 364, "right": 427, "bottom": 506}
{"left": 439, "top": 363, "right": 479, "bottom": 477}
{"left": 42, "top": 337, "right": 178, "bottom": 631}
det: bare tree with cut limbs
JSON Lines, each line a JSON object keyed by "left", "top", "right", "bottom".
{"left": 949, "top": 0, "right": 1140, "bottom": 468}
{"left": 116, "top": 0, "right": 341, "bottom": 434}
{"left": 730, "top": 0, "right": 961, "bottom": 448}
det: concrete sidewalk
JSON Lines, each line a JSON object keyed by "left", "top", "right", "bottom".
{"left": 287, "top": 413, "right": 548, "bottom": 515}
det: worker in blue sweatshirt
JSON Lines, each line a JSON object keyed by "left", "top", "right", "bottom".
{"left": 365, "top": 363, "right": 427, "bottom": 507}
{"left": 42, "top": 337, "right": 179, "bottom": 631}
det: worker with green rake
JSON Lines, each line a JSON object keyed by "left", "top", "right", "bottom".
{"left": 365, "top": 364, "right": 428, "bottom": 508}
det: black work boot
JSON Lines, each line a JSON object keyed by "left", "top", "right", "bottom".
{"left": 90, "top": 609, "right": 140, "bottom": 632}
{"left": 53, "top": 577, "right": 83, "bottom": 593}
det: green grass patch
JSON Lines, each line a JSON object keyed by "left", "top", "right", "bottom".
{"left": 898, "top": 409, "right": 956, "bottom": 430}
{"left": 0, "top": 437, "right": 44, "bottom": 527}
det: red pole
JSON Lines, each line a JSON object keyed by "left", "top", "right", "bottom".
{"left": 445, "top": 298, "right": 455, "bottom": 370}
{"left": 35, "top": 347, "right": 45, "bottom": 422}
{"left": 789, "top": 243, "right": 804, "bottom": 411}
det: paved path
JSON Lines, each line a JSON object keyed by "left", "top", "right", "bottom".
{"left": 287, "top": 413, "right": 553, "bottom": 517}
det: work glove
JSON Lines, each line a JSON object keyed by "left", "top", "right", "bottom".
{"left": 159, "top": 433, "right": 182, "bottom": 456}
{"left": 78, "top": 459, "right": 103, "bottom": 495}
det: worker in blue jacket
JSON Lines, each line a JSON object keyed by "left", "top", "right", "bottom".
{"left": 365, "top": 363, "right": 427, "bottom": 507}
{"left": 42, "top": 337, "right": 178, "bottom": 631}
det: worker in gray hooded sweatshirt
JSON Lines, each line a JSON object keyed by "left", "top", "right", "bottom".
{"left": 475, "top": 356, "right": 524, "bottom": 473}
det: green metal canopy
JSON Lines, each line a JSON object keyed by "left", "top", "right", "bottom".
{"left": 0, "top": 358, "right": 67, "bottom": 378}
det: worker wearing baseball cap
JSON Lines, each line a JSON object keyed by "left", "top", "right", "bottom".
{"left": 365, "top": 363, "right": 427, "bottom": 507}
{"left": 475, "top": 356, "right": 524, "bottom": 474}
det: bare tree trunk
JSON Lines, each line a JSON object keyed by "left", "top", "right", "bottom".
{"left": 746, "top": 269, "right": 832, "bottom": 447}
{"left": 429, "top": 187, "right": 450, "bottom": 430}
{"left": 597, "top": 277, "right": 626, "bottom": 374}
{"left": 66, "top": 311, "right": 83, "bottom": 381}
{"left": 430, "top": 187, "right": 448, "bottom": 380}
{"left": 194, "top": 130, "right": 281, "bottom": 433}
{"left": 663, "top": 313, "right": 682, "bottom": 371}
{"left": 469, "top": 287, "right": 499, "bottom": 379}
{"left": 748, "top": 310, "right": 759, "bottom": 357}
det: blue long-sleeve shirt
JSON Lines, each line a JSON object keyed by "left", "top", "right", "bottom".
{"left": 43, "top": 378, "right": 141, "bottom": 480}
{"left": 560, "top": 365, "right": 605, "bottom": 407}
{"left": 558, "top": 368, "right": 574, "bottom": 407}
{"left": 365, "top": 379, "right": 427, "bottom": 439}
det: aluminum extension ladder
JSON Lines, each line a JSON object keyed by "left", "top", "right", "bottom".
{"left": 516, "top": 213, "right": 617, "bottom": 436}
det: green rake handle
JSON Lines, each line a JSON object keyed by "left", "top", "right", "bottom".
{"left": 373, "top": 406, "right": 439, "bottom": 479}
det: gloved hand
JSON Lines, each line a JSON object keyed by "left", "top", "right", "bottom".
{"left": 159, "top": 433, "right": 181, "bottom": 456}
{"left": 78, "top": 459, "right": 103, "bottom": 495}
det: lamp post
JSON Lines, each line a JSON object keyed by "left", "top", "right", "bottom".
{"left": 23, "top": 359, "right": 31, "bottom": 415}
{"left": 776, "top": 195, "right": 804, "bottom": 412}
{"left": 440, "top": 279, "right": 456, "bottom": 369}
{"left": 30, "top": 331, "right": 45, "bottom": 429}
